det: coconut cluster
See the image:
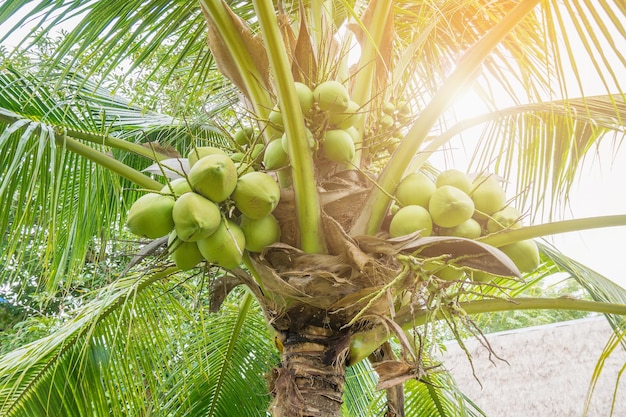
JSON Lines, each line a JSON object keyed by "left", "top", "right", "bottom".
{"left": 390, "top": 169, "right": 540, "bottom": 281}
{"left": 126, "top": 149, "right": 281, "bottom": 271}
{"left": 263, "top": 80, "right": 363, "bottom": 169}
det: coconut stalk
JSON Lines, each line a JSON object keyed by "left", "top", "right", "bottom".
{"left": 58, "top": 134, "right": 163, "bottom": 191}
{"left": 348, "top": 297, "right": 626, "bottom": 365}
{"left": 253, "top": 0, "right": 325, "bottom": 254}
{"left": 351, "top": 0, "right": 542, "bottom": 237}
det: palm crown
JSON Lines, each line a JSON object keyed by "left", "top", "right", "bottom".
{"left": 1, "top": 1, "right": 625, "bottom": 416}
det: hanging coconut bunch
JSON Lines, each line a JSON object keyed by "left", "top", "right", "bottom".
{"left": 388, "top": 168, "right": 540, "bottom": 283}
{"left": 125, "top": 147, "right": 282, "bottom": 271}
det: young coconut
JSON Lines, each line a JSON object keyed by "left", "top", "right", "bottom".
{"left": 263, "top": 138, "right": 290, "bottom": 170}
{"left": 486, "top": 205, "right": 523, "bottom": 233}
{"left": 197, "top": 220, "right": 246, "bottom": 269}
{"left": 499, "top": 239, "right": 540, "bottom": 273}
{"left": 187, "top": 146, "right": 227, "bottom": 168}
{"left": 322, "top": 129, "right": 355, "bottom": 164}
{"left": 239, "top": 214, "right": 281, "bottom": 253}
{"left": 168, "top": 231, "right": 204, "bottom": 271}
{"left": 313, "top": 80, "right": 350, "bottom": 112}
{"left": 231, "top": 172, "right": 281, "bottom": 219}
{"left": 389, "top": 205, "right": 433, "bottom": 238}
{"left": 328, "top": 100, "right": 362, "bottom": 129}
{"left": 440, "top": 218, "right": 482, "bottom": 239}
{"left": 428, "top": 185, "right": 475, "bottom": 228}
{"left": 234, "top": 126, "right": 255, "bottom": 146}
{"left": 172, "top": 192, "right": 221, "bottom": 242}
{"left": 470, "top": 174, "right": 506, "bottom": 218}
{"left": 188, "top": 154, "right": 238, "bottom": 203}
{"left": 160, "top": 178, "right": 192, "bottom": 198}
{"left": 126, "top": 193, "right": 175, "bottom": 239}
{"left": 294, "top": 82, "right": 314, "bottom": 113}
{"left": 423, "top": 260, "right": 465, "bottom": 281}
{"left": 395, "top": 172, "right": 436, "bottom": 208}
{"left": 436, "top": 169, "right": 472, "bottom": 194}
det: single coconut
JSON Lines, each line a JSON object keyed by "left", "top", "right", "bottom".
{"left": 281, "top": 127, "right": 314, "bottom": 154}
{"left": 382, "top": 101, "right": 396, "bottom": 115}
{"left": 234, "top": 126, "right": 255, "bottom": 146}
{"left": 294, "top": 82, "right": 314, "bottom": 113}
{"left": 239, "top": 214, "right": 281, "bottom": 252}
{"left": 126, "top": 193, "right": 175, "bottom": 239}
{"left": 168, "top": 231, "right": 204, "bottom": 271}
{"left": 160, "top": 178, "right": 192, "bottom": 198}
{"left": 313, "top": 80, "right": 350, "bottom": 112}
{"left": 389, "top": 205, "right": 433, "bottom": 238}
{"left": 395, "top": 172, "right": 436, "bottom": 208}
{"left": 428, "top": 185, "right": 475, "bottom": 228}
{"left": 322, "top": 129, "right": 355, "bottom": 163}
{"left": 263, "top": 138, "right": 290, "bottom": 170}
{"left": 423, "top": 260, "right": 465, "bottom": 281}
{"left": 499, "top": 239, "right": 540, "bottom": 273}
{"left": 187, "top": 146, "right": 227, "bottom": 168}
{"left": 172, "top": 192, "right": 221, "bottom": 242}
{"left": 232, "top": 171, "right": 281, "bottom": 219}
{"left": 436, "top": 169, "right": 472, "bottom": 194}
{"left": 328, "top": 100, "right": 362, "bottom": 129}
{"left": 486, "top": 205, "right": 523, "bottom": 233}
{"left": 268, "top": 107, "right": 283, "bottom": 129}
{"left": 470, "top": 174, "right": 506, "bottom": 217}
{"left": 188, "top": 154, "right": 238, "bottom": 203}
{"left": 440, "top": 218, "right": 482, "bottom": 239}
{"left": 197, "top": 220, "right": 246, "bottom": 269}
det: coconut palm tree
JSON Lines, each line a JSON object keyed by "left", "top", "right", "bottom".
{"left": 1, "top": 1, "right": 626, "bottom": 416}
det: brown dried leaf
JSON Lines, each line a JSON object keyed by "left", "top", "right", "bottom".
{"left": 373, "top": 360, "right": 423, "bottom": 390}
{"left": 291, "top": 2, "right": 317, "bottom": 84}
{"left": 400, "top": 236, "right": 521, "bottom": 277}
{"left": 200, "top": 0, "right": 269, "bottom": 99}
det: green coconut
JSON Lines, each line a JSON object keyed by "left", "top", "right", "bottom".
{"left": 379, "top": 114, "right": 395, "bottom": 129}
{"left": 322, "top": 129, "right": 355, "bottom": 163}
{"left": 436, "top": 169, "right": 472, "bottom": 194}
{"left": 126, "top": 193, "right": 175, "bottom": 239}
{"left": 428, "top": 185, "right": 475, "bottom": 228}
{"left": 187, "top": 146, "right": 227, "bottom": 168}
{"left": 281, "top": 127, "right": 315, "bottom": 154}
{"left": 263, "top": 138, "right": 290, "bottom": 170}
{"left": 160, "top": 178, "right": 192, "bottom": 198}
{"left": 168, "top": 231, "right": 204, "bottom": 271}
{"left": 395, "top": 172, "right": 436, "bottom": 208}
{"left": 423, "top": 260, "right": 465, "bottom": 281}
{"left": 314, "top": 80, "right": 350, "bottom": 112}
{"left": 440, "top": 218, "right": 482, "bottom": 239}
{"left": 232, "top": 172, "right": 281, "bottom": 219}
{"left": 471, "top": 175, "right": 506, "bottom": 217}
{"left": 499, "top": 239, "right": 540, "bottom": 273}
{"left": 268, "top": 107, "right": 283, "bottom": 129}
{"left": 172, "top": 192, "right": 221, "bottom": 242}
{"left": 188, "top": 153, "right": 238, "bottom": 203}
{"left": 294, "top": 82, "right": 314, "bottom": 113}
{"left": 389, "top": 205, "right": 433, "bottom": 238}
{"left": 328, "top": 100, "right": 361, "bottom": 129}
{"left": 487, "top": 205, "right": 523, "bottom": 233}
{"left": 239, "top": 214, "right": 281, "bottom": 252}
{"left": 382, "top": 101, "right": 396, "bottom": 115}
{"left": 234, "top": 126, "right": 255, "bottom": 146}
{"left": 197, "top": 220, "right": 246, "bottom": 269}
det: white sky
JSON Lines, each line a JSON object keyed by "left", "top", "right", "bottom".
{"left": 1, "top": 4, "right": 625, "bottom": 288}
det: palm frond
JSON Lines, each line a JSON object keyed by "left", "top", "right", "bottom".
{"left": 0, "top": 268, "right": 278, "bottom": 417}
{"left": 0, "top": 66, "right": 226, "bottom": 296}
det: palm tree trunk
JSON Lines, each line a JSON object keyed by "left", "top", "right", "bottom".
{"left": 269, "top": 324, "right": 348, "bottom": 417}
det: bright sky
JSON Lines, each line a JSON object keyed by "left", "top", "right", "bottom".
{"left": 1, "top": 4, "right": 625, "bottom": 289}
